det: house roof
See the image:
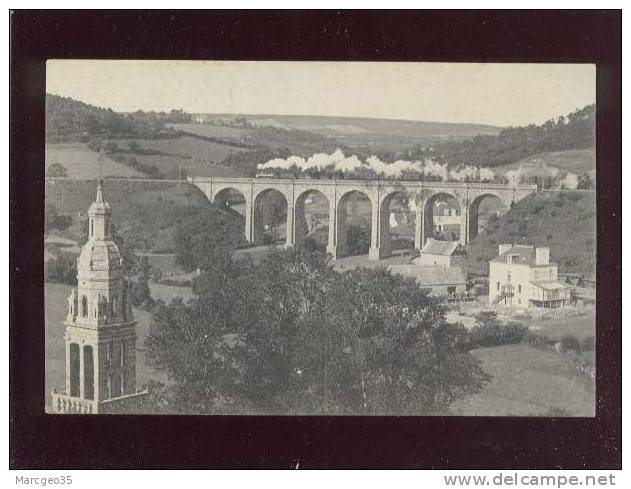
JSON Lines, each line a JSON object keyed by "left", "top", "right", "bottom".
{"left": 491, "top": 245, "right": 537, "bottom": 265}
{"left": 531, "top": 280, "right": 570, "bottom": 290}
{"left": 389, "top": 265, "right": 467, "bottom": 286}
{"left": 420, "top": 238, "right": 459, "bottom": 256}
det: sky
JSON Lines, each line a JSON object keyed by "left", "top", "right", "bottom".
{"left": 46, "top": 60, "right": 595, "bottom": 127}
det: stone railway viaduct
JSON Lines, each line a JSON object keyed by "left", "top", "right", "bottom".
{"left": 191, "top": 177, "right": 537, "bottom": 261}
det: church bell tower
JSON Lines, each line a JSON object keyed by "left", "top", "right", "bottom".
{"left": 52, "top": 179, "right": 142, "bottom": 413}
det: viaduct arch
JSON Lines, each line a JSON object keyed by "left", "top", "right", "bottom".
{"left": 194, "top": 177, "right": 534, "bottom": 261}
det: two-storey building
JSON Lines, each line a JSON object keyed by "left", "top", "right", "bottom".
{"left": 489, "top": 244, "right": 571, "bottom": 308}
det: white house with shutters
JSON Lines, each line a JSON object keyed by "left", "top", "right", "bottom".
{"left": 488, "top": 243, "right": 571, "bottom": 308}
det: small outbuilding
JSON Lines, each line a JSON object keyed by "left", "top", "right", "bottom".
{"left": 412, "top": 238, "right": 464, "bottom": 268}
{"left": 389, "top": 264, "right": 467, "bottom": 298}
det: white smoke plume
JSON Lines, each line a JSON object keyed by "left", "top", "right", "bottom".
{"left": 506, "top": 169, "right": 521, "bottom": 186}
{"left": 505, "top": 164, "right": 577, "bottom": 189}
{"left": 258, "top": 149, "right": 499, "bottom": 182}
{"left": 559, "top": 172, "right": 579, "bottom": 189}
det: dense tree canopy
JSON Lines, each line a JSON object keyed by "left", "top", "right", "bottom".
{"left": 46, "top": 162, "right": 68, "bottom": 178}
{"left": 46, "top": 94, "right": 178, "bottom": 142}
{"left": 409, "top": 104, "right": 595, "bottom": 168}
{"left": 45, "top": 202, "right": 72, "bottom": 233}
{"left": 45, "top": 250, "right": 77, "bottom": 285}
{"left": 174, "top": 206, "right": 247, "bottom": 271}
{"left": 144, "top": 249, "right": 488, "bottom": 414}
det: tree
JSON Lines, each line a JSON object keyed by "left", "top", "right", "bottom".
{"left": 174, "top": 207, "right": 246, "bottom": 271}
{"left": 45, "top": 202, "right": 72, "bottom": 233}
{"left": 103, "top": 141, "right": 118, "bottom": 154}
{"left": 577, "top": 172, "right": 593, "bottom": 189}
{"left": 144, "top": 249, "right": 489, "bottom": 414}
{"left": 560, "top": 334, "right": 581, "bottom": 353}
{"left": 46, "top": 162, "right": 68, "bottom": 178}
{"left": 346, "top": 224, "right": 370, "bottom": 255}
{"left": 111, "top": 225, "right": 137, "bottom": 276}
{"left": 128, "top": 140, "right": 140, "bottom": 153}
{"left": 130, "top": 256, "right": 154, "bottom": 309}
{"left": 45, "top": 251, "right": 77, "bottom": 284}
{"left": 474, "top": 310, "right": 498, "bottom": 328}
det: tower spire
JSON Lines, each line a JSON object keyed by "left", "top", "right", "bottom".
{"left": 95, "top": 177, "right": 104, "bottom": 204}
{"left": 52, "top": 169, "right": 144, "bottom": 413}
{"left": 96, "top": 147, "right": 105, "bottom": 203}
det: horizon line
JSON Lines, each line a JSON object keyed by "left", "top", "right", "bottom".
{"left": 46, "top": 91, "right": 594, "bottom": 129}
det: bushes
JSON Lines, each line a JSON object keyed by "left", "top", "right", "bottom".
{"left": 559, "top": 334, "right": 594, "bottom": 353}
{"left": 522, "top": 330, "right": 594, "bottom": 356}
{"left": 303, "top": 236, "right": 325, "bottom": 252}
{"left": 466, "top": 312, "right": 528, "bottom": 349}
{"left": 130, "top": 279, "right": 154, "bottom": 309}
{"left": 152, "top": 268, "right": 163, "bottom": 283}
{"left": 46, "top": 162, "right": 68, "bottom": 178}
{"left": 346, "top": 224, "right": 370, "bottom": 255}
{"left": 582, "top": 336, "right": 596, "bottom": 352}
{"left": 560, "top": 334, "right": 581, "bottom": 353}
{"left": 45, "top": 203, "right": 72, "bottom": 233}
{"left": 110, "top": 152, "right": 166, "bottom": 178}
{"left": 523, "top": 330, "right": 552, "bottom": 350}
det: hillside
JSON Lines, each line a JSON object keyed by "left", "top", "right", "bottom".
{"left": 45, "top": 179, "right": 241, "bottom": 253}
{"left": 206, "top": 113, "right": 500, "bottom": 136}
{"left": 408, "top": 104, "right": 595, "bottom": 168}
{"left": 46, "top": 94, "right": 508, "bottom": 180}
{"left": 46, "top": 94, "right": 179, "bottom": 142}
{"left": 46, "top": 94, "right": 595, "bottom": 185}
{"left": 494, "top": 149, "right": 596, "bottom": 178}
{"left": 465, "top": 191, "right": 596, "bottom": 275}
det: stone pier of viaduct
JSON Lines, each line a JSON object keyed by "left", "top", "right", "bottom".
{"left": 191, "top": 177, "right": 536, "bottom": 261}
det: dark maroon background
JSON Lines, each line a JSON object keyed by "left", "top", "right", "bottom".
{"left": 10, "top": 10, "right": 621, "bottom": 469}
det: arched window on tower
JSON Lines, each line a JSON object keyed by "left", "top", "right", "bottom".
{"left": 90, "top": 220, "right": 94, "bottom": 237}
{"left": 111, "top": 295, "right": 117, "bottom": 319}
{"left": 81, "top": 296, "right": 88, "bottom": 317}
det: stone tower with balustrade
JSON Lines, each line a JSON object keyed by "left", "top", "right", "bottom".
{"left": 51, "top": 179, "right": 146, "bottom": 414}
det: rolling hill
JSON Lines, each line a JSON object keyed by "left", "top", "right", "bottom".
{"left": 46, "top": 93, "right": 508, "bottom": 180}
{"left": 406, "top": 104, "right": 595, "bottom": 169}
{"left": 192, "top": 113, "right": 502, "bottom": 152}
{"left": 45, "top": 179, "right": 240, "bottom": 254}
{"left": 466, "top": 191, "right": 596, "bottom": 276}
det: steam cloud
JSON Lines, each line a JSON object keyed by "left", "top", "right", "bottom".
{"left": 257, "top": 149, "right": 580, "bottom": 189}
{"left": 505, "top": 164, "right": 577, "bottom": 189}
{"left": 257, "top": 149, "right": 498, "bottom": 182}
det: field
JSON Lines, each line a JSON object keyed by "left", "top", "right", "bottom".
{"left": 450, "top": 344, "right": 595, "bottom": 416}
{"left": 114, "top": 136, "right": 252, "bottom": 174}
{"left": 46, "top": 143, "right": 145, "bottom": 179}
{"left": 45, "top": 283, "right": 169, "bottom": 410}
{"left": 534, "top": 310, "right": 596, "bottom": 341}
{"left": 46, "top": 137, "right": 252, "bottom": 180}
{"left": 46, "top": 114, "right": 506, "bottom": 182}
{"left": 167, "top": 123, "right": 252, "bottom": 140}
{"left": 171, "top": 122, "right": 340, "bottom": 155}
{"left": 179, "top": 114, "right": 500, "bottom": 136}
{"left": 169, "top": 115, "right": 500, "bottom": 156}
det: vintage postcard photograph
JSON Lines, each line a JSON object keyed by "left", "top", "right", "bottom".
{"left": 44, "top": 60, "right": 596, "bottom": 416}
